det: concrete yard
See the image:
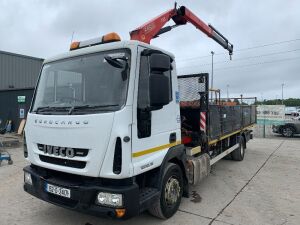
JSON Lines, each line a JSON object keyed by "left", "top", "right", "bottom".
{"left": 0, "top": 138, "right": 299, "bottom": 225}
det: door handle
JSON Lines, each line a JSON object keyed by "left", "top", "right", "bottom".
{"left": 169, "top": 132, "right": 176, "bottom": 143}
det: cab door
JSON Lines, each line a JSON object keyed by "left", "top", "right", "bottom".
{"left": 131, "top": 47, "right": 181, "bottom": 176}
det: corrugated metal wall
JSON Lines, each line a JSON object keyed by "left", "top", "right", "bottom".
{"left": 0, "top": 50, "right": 43, "bottom": 131}
{"left": 0, "top": 51, "right": 43, "bottom": 90}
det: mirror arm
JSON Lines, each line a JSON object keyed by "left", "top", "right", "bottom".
{"left": 121, "top": 63, "right": 129, "bottom": 81}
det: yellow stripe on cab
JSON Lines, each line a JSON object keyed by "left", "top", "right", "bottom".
{"left": 132, "top": 141, "right": 181, "bottom": 158}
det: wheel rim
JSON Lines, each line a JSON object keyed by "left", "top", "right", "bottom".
{"left": 283, "top": 128, "right": 292, "bottom": 137}
{"left": 164, "top": 176, "right": 181, "bottom": 206}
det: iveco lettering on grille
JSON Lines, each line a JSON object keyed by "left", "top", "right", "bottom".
{"left": 43, "top": 145, "right": 75, "bottom": 158}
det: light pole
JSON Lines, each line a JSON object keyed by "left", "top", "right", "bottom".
{"left": 211, "top": 51, "right": 214, "bottom": 100}
{"left": 226, "top": 84, "right": 229, "bottom": 100}
{"left": 281, "top": 83, "right": 284, "bottom": 105}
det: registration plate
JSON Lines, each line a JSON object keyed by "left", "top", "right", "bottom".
{"left": 45, "top": 183, "right": 71, "bottom": 198}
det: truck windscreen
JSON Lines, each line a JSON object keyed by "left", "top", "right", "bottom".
{"left": 31, "top": 50, "right": 130, "bottom": 115}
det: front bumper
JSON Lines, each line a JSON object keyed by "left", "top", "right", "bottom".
{"left": 23, "top": 165, "right": 139, "bottom": 219}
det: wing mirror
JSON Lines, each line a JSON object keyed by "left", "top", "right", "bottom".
{"left": 148, "top": 53, "right": 171, "bottom": 110}
{"left": 149, "top": 73, "right": 170, "bottom": 109}
{"left": 149, "top": 53, "right": 171, "bottom": 72}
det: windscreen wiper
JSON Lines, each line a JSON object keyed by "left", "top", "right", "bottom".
{"left": 34, "top": 106, "right": 50, "bottom": 113}
{"left": 34, "top": 106, "right": 70, "bottom": 114}
{"left": 68, "top": 104, "right": 119, "bottom": 115}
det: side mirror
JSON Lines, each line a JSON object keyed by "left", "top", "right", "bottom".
{"left": 149, "top": 73, "right": 170, "bottom": 109}
{"left": 149, "top": 53, "right": 171, "bottom": 72}
{"left": 104, "top": 56, "right": 127, "bottom": 69}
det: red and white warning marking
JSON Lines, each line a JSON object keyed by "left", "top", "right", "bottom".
{"left": 200, "top": 112, "right": 206, "bottom": 132}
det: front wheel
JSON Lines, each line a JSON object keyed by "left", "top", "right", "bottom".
{"left": 148, "top": 163, "right": 183, "bottom": 219}
{"left": 282, "top": 126, "right": 295, "bottom": 137}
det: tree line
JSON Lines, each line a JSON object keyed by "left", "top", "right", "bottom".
{"left": 256, "top": 98, "right": 300, "bottom": 106}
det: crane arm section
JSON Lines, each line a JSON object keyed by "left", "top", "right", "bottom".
{"left": 130, "top": 5, "right": 233, "bottom": 56}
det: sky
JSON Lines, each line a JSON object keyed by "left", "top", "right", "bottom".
{"left": 0, "top": 0, "right": 299, "bottom": 100}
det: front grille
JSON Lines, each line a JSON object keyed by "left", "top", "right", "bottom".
{"left": 39, "top": 155, "right": 86, "bottom": 169}
{"left": 37, "top": 144, "right": 89, "bottom": 157}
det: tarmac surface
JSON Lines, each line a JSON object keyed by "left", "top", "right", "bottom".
{"left": 0, "top": 137, "right": 299, "bottom": 225}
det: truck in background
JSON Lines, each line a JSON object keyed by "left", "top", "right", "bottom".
{"left": 285, "top": 106, "right": 297, "bottom": 115}
{"left": 23, "top": 4, "right": 256, "bottom": 219}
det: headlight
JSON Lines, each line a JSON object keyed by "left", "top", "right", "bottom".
{"left": 96, "top": 192, "right": 123, "bottom": 207}
{"left": 24, "top": 172, "right": 32, "bottom": 185}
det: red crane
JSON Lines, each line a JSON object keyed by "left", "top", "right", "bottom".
{"left": 130, "top": 3, "right": 233, "bottom": 57}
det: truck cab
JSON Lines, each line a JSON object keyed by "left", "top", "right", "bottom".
{"left": 24, "top": 36, "right": 184, "bottom": 219}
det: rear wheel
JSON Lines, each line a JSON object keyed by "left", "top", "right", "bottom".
{"left": 223, "top": 154, "right": 232, "bottom": 160}
{"left": 231, "top": 137, "right": 245, "bottom": 161}
{"left": 282, "top": 126, "right": 295, "bottom": 137}
{"left": 148, "top": 163, "right": 183, "bottom": 219}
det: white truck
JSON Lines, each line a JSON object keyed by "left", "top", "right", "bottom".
{"left": 23, "top": 5, "right": 256, "bottom": 219}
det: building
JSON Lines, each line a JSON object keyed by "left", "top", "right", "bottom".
{"left": 0, "top": 50, "right": 43, "bottom": 131}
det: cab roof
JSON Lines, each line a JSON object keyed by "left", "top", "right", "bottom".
{"left": 43, "top": 40, "right": 175, "bottom": 64}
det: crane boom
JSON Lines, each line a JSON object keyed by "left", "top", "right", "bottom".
{"left": 130, "top": 4, "right": 233, "bottom": 57}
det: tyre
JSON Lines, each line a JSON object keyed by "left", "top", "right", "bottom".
{"left": 282, "top": 126, "right": 295, "bottom": 137}
{"left": 231, "top": 136, "right": 245, "bottom": 161}
{"left": 148, "top": 163, "right": 183, "bottom": 219}
{"left": 223, "top": 154, "right": 232, "bottom": 160}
